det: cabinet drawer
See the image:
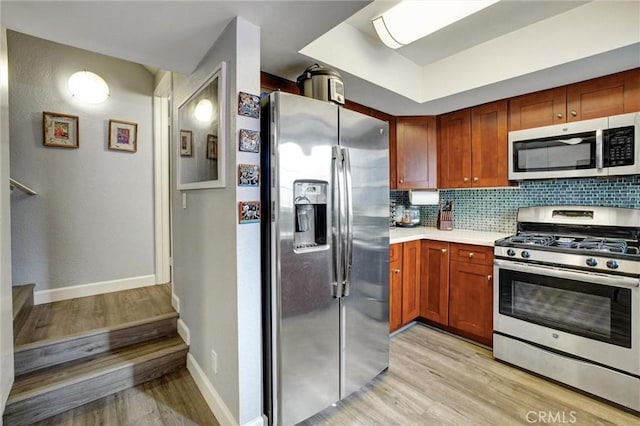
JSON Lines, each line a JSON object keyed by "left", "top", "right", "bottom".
{"left": 390, "top": 243, "right": 402, "bottom": 262}
{"left": 450, "top": 244, "right": 493, "bottom": 266}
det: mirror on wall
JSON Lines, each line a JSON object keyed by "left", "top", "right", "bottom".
{"left": 177, "top": 62, "right": 226, "bottom": 190}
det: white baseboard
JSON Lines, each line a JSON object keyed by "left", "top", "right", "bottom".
{"left": 187, "top": 353, "right": 238, "bottom": 426}
{"left": 34, "top": 274, "right": 156, "bottom": 305}
{"left": 177, "top": 318, "right": 190, "bottom": 346}
{"left": 171, "top": 291, "right": 180, "bottom": 313}
{"left": 242, "top": 415, "right": 266, "bottom": 426}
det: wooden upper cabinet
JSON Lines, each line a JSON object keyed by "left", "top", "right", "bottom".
{"left": 401, "top": 240, "right": 421, "bottom": 324}
{"left": 396, "top": 116, "right": 437, "bottom": 189}
{"left": 471, "top": 100, "right": 509, "bottom": 188}
{"left": 260, "top": 72, "right": 300, "bottom": 95}
{"left": 567, "top": 68, "right": 640, "bottom": 122}
{"left": 438, "top": 109, "right": 471, "bottom": 189}
{"left": 419, "top": 240, "right": 450, "bottom": 325}
{"left": 508, "top": 87, "right": 567, "bottom": 131}
{"left": 508, "top": 68, "right": 640, "bottom": 131}
{"left": 438, "top": 101, "right": 508, "bottom": 189}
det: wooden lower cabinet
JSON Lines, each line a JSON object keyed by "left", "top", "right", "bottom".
{"left": 401, "top": 241, "right": 421, "bottom": 324}
{"left": 448, "top": 259, "right": 494, "bottom": 346}
{"left": 388, "top": 241, "right": 421, "bottom": 332}
{"left": 419, "top": 240, "right": 449, "bottom": 325}
{"left": 389, "top": 245, "right": 403, "bottom": 332}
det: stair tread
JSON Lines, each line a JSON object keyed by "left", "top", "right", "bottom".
{"left": 12, "top": 283, "right": 35, "bottom": 320}
{"left": 8, "top": 335, "right": 187, "bottom": 403}
{"left": 15, "top": 283, "right": 174, "bottom": 346}
{"left": 15, "top": 311, "right": 178, "bottom": 353}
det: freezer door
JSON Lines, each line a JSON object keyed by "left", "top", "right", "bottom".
{"left": 270, "top": 92, "right": 340, "bottom": 426}
{"left": 339, "top": 108, "right": 390, "bottom": 397}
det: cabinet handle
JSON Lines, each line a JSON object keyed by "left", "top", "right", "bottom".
{"left": 399, "top": 179, "right": 404, "bottom": 184}
{"left": 394, "top": 269, "right": 401, "bottom": 274}
{"left": 487, "top": 275, "right": 493, "bottom": 281}
{"left": 556, "top": 113, "right": 563, "bottom": 119}
{"left": 463, "top": 177, "right": 469, "bottom": 182}
{"left": 473, "top": 177, "right": 479, "bottom": 182}
{"left": 441, "top": 248, "right": 447, "bottom": 253}
{"left": 570, "top": 110, "right": 577, "bottom": 117}
{"left": 468, "top": 252, "right": 475, "bottom": 258}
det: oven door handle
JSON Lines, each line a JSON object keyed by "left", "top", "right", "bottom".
{"left": 494, "top": 259, "right": 640, "bottom": 289}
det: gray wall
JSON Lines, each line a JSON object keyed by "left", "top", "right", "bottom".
{"left": 171, "top": 17, "right": 262, "bottom": 425}
{"left": 1, "top": 27, "right": 15, "bottom": 415}
{"left": 8, "top": 31, "right": 155, "bottom": 291}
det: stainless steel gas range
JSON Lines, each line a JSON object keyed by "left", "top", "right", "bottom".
{"left": 493, "top": 206, "right": 640, "bottom": 411}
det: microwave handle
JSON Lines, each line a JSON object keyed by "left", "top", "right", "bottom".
{"left": 595, "top": 129, "right": 603, "bottom": 170}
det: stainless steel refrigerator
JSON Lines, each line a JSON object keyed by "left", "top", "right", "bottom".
{"left": 261, "top": 92, "right": 390, "bottom": 425}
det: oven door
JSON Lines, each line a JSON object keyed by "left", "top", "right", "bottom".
{"left": 494, "top": 259, "right": 640, "bottom": 375}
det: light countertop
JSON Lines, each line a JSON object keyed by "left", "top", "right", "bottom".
{"left": 390, "top": 226, "right": 511, "bottom": 247}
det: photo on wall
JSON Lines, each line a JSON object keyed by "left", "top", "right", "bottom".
{"left": 238, "top": 163, "right": 259, "bottom": 187}
{"left": 239, "top": 129, "right": 260, "bottom": 153}
{"left": 180, "top": 129, "right": 193, "bottom": 157}
{"left": 239, "top": 201, "right": 261, "bottom": 224}
{"left": 43, "top": 111, "right": 79, "bottom": 148}
{"left": 206, "top": 134, "right": 218, "bottom": 160}
{"left": 108, "top": 119, "right": 138, "bottom": 153}
{"left": 238, "top": 92, "right": 260, "bottom": 118}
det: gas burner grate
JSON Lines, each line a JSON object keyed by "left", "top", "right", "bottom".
{"left": 509, "top": 233, "right": 555, "bottom": 246}
{"left": 577, "top": 238, "right": 628, "bottom": 253}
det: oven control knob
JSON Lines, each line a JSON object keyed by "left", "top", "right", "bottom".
{"left": 606, "top": 260, "right": 619, "bottom": 270}
{"left": 507, "top": 249, "right": 516, "bottom": 257}
{"left": 586, "top": 258, "right": 598, "bottom": 267}
{"left": 521, "top": 251, "right": 530, "bottom": 259}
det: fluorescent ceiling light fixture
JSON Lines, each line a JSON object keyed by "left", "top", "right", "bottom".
{"left": 194, "top": 99, "right": 213, "bottom": 122}
{"left": 68, "top": 70, "right": 110, "bottom": 103}
{"left": 372, "top": 0, "right": 500, "bottom": 49}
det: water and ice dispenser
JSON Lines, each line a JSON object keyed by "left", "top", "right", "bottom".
{"left": 293, "top": 180, "right": 327, "bottom": 249}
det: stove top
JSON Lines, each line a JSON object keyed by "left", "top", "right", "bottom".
{"left": 499, "top": 232, "right": 639, "bottom": 256}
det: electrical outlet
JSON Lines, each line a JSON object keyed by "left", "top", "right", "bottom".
{"left": 211, "top": 349, "right": 218, "bottom": 374}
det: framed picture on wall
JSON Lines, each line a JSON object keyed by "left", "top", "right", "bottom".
{"left": 108, "top": 119, "right": 138, "bottom": 152}
{"left": 206, "top": 134, "right": 217, "bottom": 160}
{"left": 180, "top": 129, "right": 193, "bottom": 157}
{"left": 43, "top": 111, "right": 79, "bottom": 148}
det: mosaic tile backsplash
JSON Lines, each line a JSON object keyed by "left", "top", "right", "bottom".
{"left": 391, "top": 176, "right": 640, "bottom": 233}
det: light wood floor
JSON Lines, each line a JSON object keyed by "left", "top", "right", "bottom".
{"left": 15, "top": 284, "right": 175, "bottom": 346}
{"left": 304, "top": 324, "right": 639, "bottom": 425}
{"left": 31, "top": 368, "right": 219, "bottom": 426}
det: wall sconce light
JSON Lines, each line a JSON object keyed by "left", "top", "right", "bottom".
{"left": 372, "top": 0, "right": 499, "bottom": 49}
{"left": 68, "top": 70, "right": 110, "bottom": 104}
{"left": 194, "top": 99, "right": 213, "bottom": 122}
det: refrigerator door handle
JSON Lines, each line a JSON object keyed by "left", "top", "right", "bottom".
{"left": 332, "top": 145, "right": 344, "bottom": 298}
{"left": 342, "top": 147, "right": 353, "bottom": 297}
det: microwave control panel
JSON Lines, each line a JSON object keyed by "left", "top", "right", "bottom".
{"left": 606, "top": 126, "right": 634, "bottom": 166}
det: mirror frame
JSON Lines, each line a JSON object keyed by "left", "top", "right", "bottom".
{"left": 177, "top": 61, "right": 227, "bottom": 190}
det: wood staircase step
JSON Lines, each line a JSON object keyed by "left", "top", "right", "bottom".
{"left": 14, "top": 312, "right": 179, "bottom": 376}
{"left": 3, "top": 335, "right": 188, "bottom": 425}
{"left": 12, "top": 283, "right": 35, "bottom": 339}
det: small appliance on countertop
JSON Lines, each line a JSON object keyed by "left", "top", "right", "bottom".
{"left": 396, "top": 206, "right": 420, "bottom": 227}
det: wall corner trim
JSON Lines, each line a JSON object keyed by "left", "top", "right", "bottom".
{"left": 171, "top": 291, "right": 180, "bottom": 313}
{"left": 33, "top": 274, "right": 156, "bottom": 304}
{"left": 187, "top": 353, "right": 238, "bottom": 426}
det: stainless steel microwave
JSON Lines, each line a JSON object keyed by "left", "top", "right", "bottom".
{"left": 508, "top": 112, "right": 639, "bottom": 180}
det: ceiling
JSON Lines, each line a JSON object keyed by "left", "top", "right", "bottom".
{"left": 1, "top": 1, "right": 639, "bottom": 116}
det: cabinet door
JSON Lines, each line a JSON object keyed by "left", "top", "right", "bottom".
{"left": 567, "top": 68, "right": 640, "bottom": 122}
{"left": 371, "top": 111, "right": 397, "bottom": 189}
{"left": 437, "top": 109, "right": 471, "bottom": 188}
{"left": 419, "top": 240, "right": 449, "bottom": 325}
{"left": 449, "top": 261, "right": 493, "bottom": 345}
{"left": 389, "top": 259, "right": 403, "bottom": 332}
{"left": 396, "top": 117, "right": 437, "bottom": 189}
{"left": 401, "top": 241, "right": 421, "bottom": 324}
{"left": 508, "top": 87, "right": 567, "bottom": 131}
{"left": 471, "top": 100, "right": 509, "bottom": 188}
